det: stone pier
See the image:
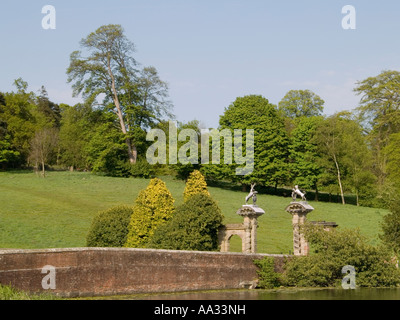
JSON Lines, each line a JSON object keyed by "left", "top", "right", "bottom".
{"left": 219, "top": 205, "right": 265, "bottom": 254}
{"left": 285, "top": 202, "right": 314, "bottom": 256}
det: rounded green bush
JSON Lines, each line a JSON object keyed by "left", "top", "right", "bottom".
{"left": 148, "top": 193, "right": 224, "bottom": 251}
{"left": 86, "top": 205, "right": 134, "bottom": 247}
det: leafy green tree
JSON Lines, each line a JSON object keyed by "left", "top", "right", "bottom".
{"left": 125, "top": 178, "right": 175, "bottom": 248}
{"left": 205, "top": 95, "right": 289, "bottom": 189}
{"left": 382, "top": 132, "right": 400, "bottom": 205}
{"left": 380, "top": 201, "right": 400, "bottom": 256}
{"left": 289, "top": 116, "right": 324, "bottom": 199}
{"left": 0, "top": 92, "right": 20, "bottom": 169}
{"left": 36, "top": 86, "right": 61, "bottom": 128}
{"left": 148, "top": 193, "right": 223, "bottom": 251}
{"left": 171, "top": 120, "right": 202, "bottom": 180}
{"left": 85, "top": 119, "right": 132, "bottom": 177}
{"left": 131, "top": 66, "right": 174, "bottom": 128}
{"left": 1, "top": 79, "right": 39, "bottom": 166}
{"left": 354, "top": 70, "right": 400, "bottom": 190}
{"left": 279, "top": 90, "right": 325, "bottom": 119}
{"left": 59, "top": 103, "right": 93, "bottom": 171}
{"left": 341, "top": 119, "right": 376, "bottom": 206}
{"left": 313, "top": 112, "right": 371, "bottom": 205}
{"left": 86, "top": 205, "right": 134, "bottom": 247}
{"left": 67, "top": 24, "right": 173, "bottom": 164}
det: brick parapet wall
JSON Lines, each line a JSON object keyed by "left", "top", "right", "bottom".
{"left": 0, "top": 248, "right": 288, "bottom": 298}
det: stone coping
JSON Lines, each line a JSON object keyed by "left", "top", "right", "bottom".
{"left": 0, "top": 247, "right": 290, "bottom": 258}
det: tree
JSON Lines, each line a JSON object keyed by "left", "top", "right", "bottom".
{"left": 67, "top": 24, "right": 138, "bottom": 163}
{"left": 148, "top": 193, "right": 224, "bottom": 251}
{"left": 85, "top": 118, "right": 133, "bottom": 177}
{"left": 129, "top": 66, "right": 173, "bottom": 128}
{"left": 67, "top": 24, "right": 173, "bottom": 165}
{"left": 354, "top": 70, "right": 400, "bottom": 189}
{"left": 314, "top": 112, "right": 373, "bottom": 205}
{"left": 341, "top": 119, "right": 376, "bottom": 206}
{"left": 183, "top": 170, "right": 210, "bottom": 202}
{"left": 36, "top": 86, "right": 61, "bottom": 128}
{"left": 380, "top": 201, "right": 400, "bottom": 256}
{"left": 28, "top": 127, "right": 59, "bottom": 177}
{"left": 1, "top": 79, "right": 37, "bottom": 166}
{"left": 205, "top": 95, "right": 289, "bottom": 188}
{"left": 289, "top": 116, "right": 324, "bottom": 199}
{"left": 278, "top": 90, "right": 325, "bottom": 119}
{"left": 58, "top": 103, "right": 93, "bottom": 171}
{"left": 125, "top": 178, "right": 175, "bottom": 248}
{"left": 313, "top": 114, "right": 348, "bottom": 205}
{"left": 0, "top": 93, "right": 20, "bottom": 169}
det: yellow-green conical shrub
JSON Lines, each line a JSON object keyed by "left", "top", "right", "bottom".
{"left": 125, "top": 178, "right": 175, "bottom": 248}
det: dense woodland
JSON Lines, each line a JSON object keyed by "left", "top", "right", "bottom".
{"left": 1, "top": 25, "right": 400, "bottom": 209}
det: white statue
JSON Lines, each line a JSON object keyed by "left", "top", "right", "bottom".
{"left": 245, "top": 183, "right": 258, "bottom": 205}
{"left": 292, "top": 185, "right": 306, "bottom": 201}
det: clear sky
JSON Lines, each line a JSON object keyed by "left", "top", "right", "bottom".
{"left": 1, "top": 0, "right": 400, "bottom": 128}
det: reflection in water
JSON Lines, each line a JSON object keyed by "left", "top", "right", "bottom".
{"left": 124, "top": 288, "right": 400, "bottom": 300}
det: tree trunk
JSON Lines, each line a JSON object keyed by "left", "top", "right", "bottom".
{"left": 333, "top": 154, "right": 345, "bottom": 205}
{"left": 314, "top": 184, "right": 319, "bottom": 201}
{"left": 356, "top": 190, "right": 360, "bottom": 207}
{"left": 126, "top": 137, "right": 137, "bottom": 164}
{"left": 41, "top": 160, "right": 46, "bottom": 178}
{"left": 34, "top": 161, "right": 39, "bottom": 176}
{"left": 107, "top": 55, "right": 137, "bottom": 164}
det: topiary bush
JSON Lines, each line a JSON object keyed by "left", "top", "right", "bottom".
{"left": 86, "top": 205, "right": 134, "bottom": 247}
{"left": 183, "top": 170, "right": 210, "bottom": 202}
{"left": 148, "top": 193, "right": 224, "bottom": 251}
{"left": 125, "top": 178, "right": 175, "bottom": 248}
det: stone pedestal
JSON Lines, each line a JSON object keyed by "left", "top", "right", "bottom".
{"left": 285, "top": 202, "right": 314, "bottom": 256}
{"left": 219, "top": 205, "right": 265, "bottom": 254}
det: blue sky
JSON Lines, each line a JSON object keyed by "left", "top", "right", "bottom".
{"left": 1, "top": 0, "right": 400, "bottom": 128}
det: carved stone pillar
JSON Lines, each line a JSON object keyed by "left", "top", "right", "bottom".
{"left": 285, "top": 202, "right": 314, "bottom": 256}
{"left": 236, "top": 205, "right": 265, "bottom": 254}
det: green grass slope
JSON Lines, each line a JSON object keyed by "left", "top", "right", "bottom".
{"left": 0, "top": 171, "right": 389, "bottom": 253}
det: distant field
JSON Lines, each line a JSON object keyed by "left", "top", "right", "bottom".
{"left": 0, "top": 171, "right": 390, "bottom": 254}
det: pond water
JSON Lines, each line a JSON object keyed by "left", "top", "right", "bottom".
{"left": 101, "top": 288, "right": 400, "bottom": 300}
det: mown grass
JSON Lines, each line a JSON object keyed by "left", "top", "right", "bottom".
{"left": 0, "top": 171, "right": 390, "bottom": 254}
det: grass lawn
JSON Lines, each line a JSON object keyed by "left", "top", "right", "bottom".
{"left": 0, "top": 171, "right": 390, "bottom": 254}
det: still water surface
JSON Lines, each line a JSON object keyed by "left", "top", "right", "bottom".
{"left": 105, "top": 288, "right": 400, "bottom": 300}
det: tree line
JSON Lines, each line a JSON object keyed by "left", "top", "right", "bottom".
{"left": 1, "top": 24, "right": 400, "bottom": 208}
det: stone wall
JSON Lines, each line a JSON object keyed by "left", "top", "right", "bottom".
{"left": 0, "top": 248, "right": 288, "bottom": 298}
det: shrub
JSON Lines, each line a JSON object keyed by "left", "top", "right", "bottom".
{"left": 254, "top": 257, "right": 281, "bottom": 289}
{"left": 130, "top": 157, "right": 155, "bottom": 178}
{"left": 148, "top": 193, "right": 224, "bottom": 251}
{"left": 86, "top": 205, "right": 134, "bottom": 247}
{"left": 380, "top": 200, "right": 400, "bottom": 255}
{"left": 125, "top": 178, "right": 175, "bottom": 248}
{"left": 183, "top": 170, "right": 210, "bottom": 202}
{"left": 281, "top": 224, "right": 400, "bottom": 288}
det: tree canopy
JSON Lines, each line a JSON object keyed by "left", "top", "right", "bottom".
{"left": 67, "top": 24, "right": 173, "bottom": 164}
